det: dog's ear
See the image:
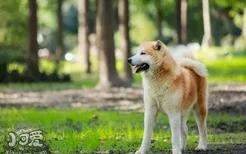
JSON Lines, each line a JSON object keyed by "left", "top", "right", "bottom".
{"left": 154, "top": 40, "right": 162, "bottom": 51}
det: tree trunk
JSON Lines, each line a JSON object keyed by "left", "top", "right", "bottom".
{"left": 27, "top": 0, "right": 39, "bottom": 78}
{"left": 155, "top": 0, "right": 164, "bottom": 41}
{"left": 78, "top": 0, "right": 91, "bottom": 74}
{"left": 201, "top": 0, "right": 212, "bottom": 49}
{"left": 96, "top": 0, "right": 124, "bottom": 89}
{"left": 176, "top": 0, "right": 187, "bottom": 44}
{"left": 243, "top": 8, "right": 246, "bottom": 37}
{"left": 181, "top": 0, "right": 187, "bottom": 44}
{"left": 176, "top": 0, "right": 181, "bottom": 44}
{"left": 118, "top": 0, "right": 132, "bottom": 85}
{"left": 56, "top": 0, "right": 64, "bottom": 61}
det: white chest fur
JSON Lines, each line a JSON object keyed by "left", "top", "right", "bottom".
{"left": 142, "top": 74, "right": 181, "bottom": 114}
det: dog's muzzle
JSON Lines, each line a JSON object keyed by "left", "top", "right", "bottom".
{"left": 127, "top": 58, "right": 149, "bottom": 73}
{"left": 127, "top": 58, "right": 133, "bottom": 66}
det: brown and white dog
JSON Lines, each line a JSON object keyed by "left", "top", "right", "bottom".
{"left": 128, "top": 40, "right": 208, "bottom": 154}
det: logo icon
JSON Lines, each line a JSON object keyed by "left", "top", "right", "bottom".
{"left": 4, "top": 129, "right": 50, "bottom": 154}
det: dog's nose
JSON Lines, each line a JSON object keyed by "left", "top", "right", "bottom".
{"left": 127, "top": 58, "right": 132, "bottom": 64}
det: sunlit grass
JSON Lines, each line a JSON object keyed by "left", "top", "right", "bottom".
{"left": 0, "top": 108, "right": 245, "bottom": 153}
{"left": 204, "top": 57, "right": 246, "bottom": 82}
{"left": 0, "top": 78, "right": 97, "bottom": 92}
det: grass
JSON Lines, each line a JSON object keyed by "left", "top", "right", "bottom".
{"left": 0, "top": 77, "right": 97, "bottom": 92}
{"left": 0, "top": 108, "right": 245, "bottom": 153}
{"left": 201, "top": 57, "right": 246, "bottom": 82}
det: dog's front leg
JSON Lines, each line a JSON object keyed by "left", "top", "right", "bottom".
{"left": 135, "top": 96, "right": 157, "bottom": 154}
{"left": 168, "top": 113, "right": 182, "bottom": 154}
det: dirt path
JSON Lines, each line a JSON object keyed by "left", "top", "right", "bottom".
{"left": 0, "top": 83, "right": 246, "bottom": 113}
{"left": 0, "top": 84, "right": 246, "bottom": 112}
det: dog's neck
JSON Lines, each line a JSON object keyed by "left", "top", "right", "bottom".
{"left": 142, "top": 51, "right": 180, "bottom": 83}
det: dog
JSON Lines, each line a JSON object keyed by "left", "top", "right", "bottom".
{"left": 128, "top": 40, "right": 208, "bottom": 154}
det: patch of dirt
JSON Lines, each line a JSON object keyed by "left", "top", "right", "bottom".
{"left": 153, "top": 144, "right": 246, "bottom": 154}
{"left": 0, "top": 84, "right": 246, "bottom": 114}
{"left": 91, "top": 144, "right": 246, "bottom": 154}
{"left": 184, "top": 144, "right": 246, "bottom": 154}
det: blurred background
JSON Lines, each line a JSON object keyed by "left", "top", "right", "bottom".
{"left": 0, "top": 0, "right": 246, "bottom": 153}
{"left": 0, "top": 0, "right": 245, "bottom": 87}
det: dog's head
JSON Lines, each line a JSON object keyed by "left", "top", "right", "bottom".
{"left": 128, "top": 40, "right": 168, "bottom": 73}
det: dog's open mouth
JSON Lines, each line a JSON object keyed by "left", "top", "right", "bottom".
{"left": 132, "top": 63, "right": 149, "bottom": 73}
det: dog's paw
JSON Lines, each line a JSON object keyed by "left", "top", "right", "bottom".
{"left": 181, "top": 144, "right": 187, "bottom": 150}
{"left": 134, "top": 150, "right": 143, "bottom": 154}
{"left": 172, "top": 149, "right": 182, "bottom": 154}
{"left": 134, "top": 149, "right": 145, "bottom": 154}
{"left": 195, "top": 144, "right": 207, "bottom": 151}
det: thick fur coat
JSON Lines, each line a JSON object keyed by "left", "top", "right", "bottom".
{"left": 128, "top": 41, "right": 208, "bottom": 154}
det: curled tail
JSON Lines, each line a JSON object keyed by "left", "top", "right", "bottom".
{"left": 169, "top": 45, "right": 208, "bottom": 77}
{"left": 178, "top": 58, "right": 208, "bottom": 77}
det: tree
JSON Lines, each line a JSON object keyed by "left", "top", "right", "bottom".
{"left": 176, "top": 0, "right": 187, "bottom": 44}
{"left": 181, "top": 0, "right": 187, "bottom": 44}
{"left": 27, "top": 0, "right": 39, "bottom": 78}
{"left": 201, "top": 0, "right": 212, "bottom": 49}
{"left": 56, "top": 0, "right": 64, "bottom": 60}
{"left": 96, "top": 0, "right": 124, "bottom": 88}
{"left": 118, "top": 0, "right": 132, "bottom": 85}
{"left": 0, "top": 0, "right": 27, "bottom": 49}
{"left": 132, "top": 0, "right": 165, "bottom": 41}
{"left": 78, "top": 0, "right": 91, "bottom": 74}
{"left": 155, "top": 0, "right": 164, "bottom": 41}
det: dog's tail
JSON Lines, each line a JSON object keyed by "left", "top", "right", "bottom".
{"left": 169, "top": 44, "right": 208, "bottom": 77}
{"left": 170, "top": 45, "right": 196, "bottom": 59}
{"left": 178, "top": 58, "right": 208, "bottom": 77}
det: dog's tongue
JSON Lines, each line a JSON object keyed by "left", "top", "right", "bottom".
{"left": 132, "top": 65, "right": 141, "bottom": 73}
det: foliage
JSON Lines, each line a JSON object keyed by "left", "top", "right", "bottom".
{"left": 38, "top": 0, "right": 57, "bottom": 30}
{"left": 211, "top": 0, "right": 246, "bottom": 45}
{"left": 0, "top": 0, "right": 27, "bottom": 48}
{"left": 213, "top": 0, "right": 246, "bottom": 14}
{"left": 130, "top": 13, "right": 157, "bottom": 45}
{"left": 0, "top": 0, "right": 245, "bottom": 48}
{"left": 0, "top": 61, "right": 72, "bottom": 83}
{"left": 0, "top": 0, "right": 246, "bottom": 84}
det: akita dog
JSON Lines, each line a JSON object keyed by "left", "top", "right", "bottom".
{"left": 128, "top": 40, "right": 208, "bottom": 154}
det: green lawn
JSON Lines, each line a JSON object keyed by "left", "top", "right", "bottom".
{"left": 0, "top": 108, "right": 245, "bottom": 153}
{"left": 0, "top": 78, "right": 97, "bottom": 92}
{"left": 203, "top": 57, "right": 246, "bottom": 82}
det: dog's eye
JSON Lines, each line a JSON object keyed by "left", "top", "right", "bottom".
{"left": 140, "top": 52, "right": 145, "bottom": 55}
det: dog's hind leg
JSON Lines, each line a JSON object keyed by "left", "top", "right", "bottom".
{"left": 193, "top": 107, "right": 207, "bottom": 150}
{"left": 193, "top": 79, "right": 208, "bottom": 150}
{"left": 181, "top": 114, "right": 188, "bottom": 150}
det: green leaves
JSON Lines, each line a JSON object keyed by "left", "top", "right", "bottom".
{"left": 0, "top": 0, "right": 28, "bottom": 48}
